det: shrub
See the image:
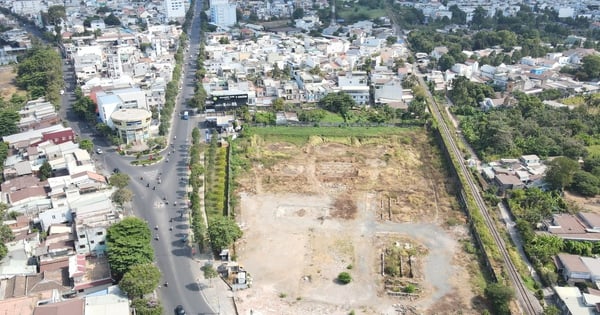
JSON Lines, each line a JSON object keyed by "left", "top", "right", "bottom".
{"left": 337, "top": 272, "right": 352, "bottom": 284}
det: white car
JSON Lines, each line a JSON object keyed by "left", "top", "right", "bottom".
{"left": 60, "top": 89, "right": 64, "bottom": 95}
{"left": 96, "top": 148, "right": 103, "bottom": 154}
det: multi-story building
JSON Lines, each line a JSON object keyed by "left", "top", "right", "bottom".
{"left": 110, "top": 108, "right": 152, "bottom": 144}
{"left": 210, "top": 0, "right": 237, "bottom": 27}
{"left": 164, "top": 0, "right": 186, "bottom": 20}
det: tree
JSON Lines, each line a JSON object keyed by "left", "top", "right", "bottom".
{"left": 337, "top": 272, "right": 352, "bottom": 284}
{"left": 119, "top": 263, "right": 161, "bottom": 298}
{"left": 438, "top": 54, "right": 456, "bottom": 71}
{"left": 207, "top": 216, "right": 242, "bottom": 253}
{"left": 192, "top": 128, "right": 201, "bottom": 145}
{"left": 104, "top": 13, "right": 121, "bottom": 26}
{"left": 39, "top": 161, "right": 53, "bottom": 180}
{"left": 111, "top": 188, "right": 133, "bottom": 207}
{"left": 318, "top": 92, "right": 356, "bottom": 122}
{"left": 581, "top": 54, "right": 600, "bottom": 80}
{"left": 570, "top": 171, "right": 600, "bottom": 197}
{"left": 201, "top": 264, "right": 218, "bottom": 287}
{"left": 272, "top": 98, "right": 285, "bottom": 112}
{"left": 545, "top": 157, "right": 580, "bottom": 190}
{"left": 46, "top": 5, "right": 66, "bottom": 25}
{"left": 0, "top": 111, "right": 19, "bottom": 137}
{"left": 109, "top": 173, "right": 130, "bottom": 189}
{"left": 292, "top": 8, "right": 304, "bottom": 19}
{"left": 386, "top": 36, "right": 398, "bottom": 46}
{"left": 79, "top": 139, "right": 94, "bottom": 153}
{"left": 543, "top": 305, "right": 560, "bottom": 315}
{"left": 106, "top": 217, "right": 154, "bottom": 280}
{"left": 485, "top": 283, "right": 514, "bottom": 315}
{"left": 131, "top": 298, "right": 163, "bottom": 315}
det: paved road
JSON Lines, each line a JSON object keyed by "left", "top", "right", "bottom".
{"left": 59, "top": 0, "right": 213, "bottom": 314}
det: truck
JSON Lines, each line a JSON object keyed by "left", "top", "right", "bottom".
{"left": 182, "top": 111, "right": 189, "bottom": 120}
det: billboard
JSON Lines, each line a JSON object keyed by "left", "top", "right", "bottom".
{"left": 207, "top": 93, "right": 248, "bottom": 110}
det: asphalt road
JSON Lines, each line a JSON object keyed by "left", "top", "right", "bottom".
{"left": 60, "top": 0, "right": 213, "bottom": 313}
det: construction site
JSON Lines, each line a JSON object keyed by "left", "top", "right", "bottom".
{"left": 232, "top": 129, "right": 484, "bottom": 314}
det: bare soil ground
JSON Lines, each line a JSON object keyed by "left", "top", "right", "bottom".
{"left": 0, "top": 66, "right": 18, "bottom": 100}
{"left": 234, "top": 132, "right": 481, "bottom": 315}
{"left": 564, "top": 191, "right": 600, "bottom": 214}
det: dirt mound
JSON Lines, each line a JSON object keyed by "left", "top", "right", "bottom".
{"left": 332, "top": 194, "right": 357, "bottom": 219}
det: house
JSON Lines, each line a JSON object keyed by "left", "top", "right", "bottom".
{"left": 494, "top": 173, "right": 524, "bottom": 192}
{"left": 33, "top": 297, "right": 84, "bottom": 315}
{"left": 547, "top": 213, "right": 600, "bottom": 241}
{"left": 430, "top": 46, "right": 448, "bottom": 60}
{"left": 84, "top": 285, "right": 130, "bottom": 315}
{"left": 69, "top": 255, "right": 112, "bottom": 294}
{"left": 556, "top": 253, "right": 592, "bottom": 284}
{"left": 553, "top": 286, "right": 595, "bottom": 315}
{"left": 0, "top": 233, "right": 40, "bottom": 277}
{"left": 520, "top": 155, "right": 541, "bottom": 167}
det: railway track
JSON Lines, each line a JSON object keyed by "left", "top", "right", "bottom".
{"left": 421, "top": 76, "right": 540, "bottom": 314}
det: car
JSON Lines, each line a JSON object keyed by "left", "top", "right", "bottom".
{"left": 175, "top": 305, "right": 186, "bottom": 315}
{"left": 96, "top": 148, "right": 103, "bottom": 154}
{"left": 113, "top": 168, "right": 120, "bottom": 174}
{"left": 60, "top": 89, "right": 64, "bottom": 95}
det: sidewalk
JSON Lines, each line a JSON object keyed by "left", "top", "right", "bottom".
{"left": 192, "top": 252, "right": 239, "bottom": 315}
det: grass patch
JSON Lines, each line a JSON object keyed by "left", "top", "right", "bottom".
{"left": 246, "top": 126, "right": 418, "bottom": 146}
{"left": 319, "top": 111, "right": 346, "bottom": 123}
{"left": 587, "top": 145, "right": 600, "bottom": 156}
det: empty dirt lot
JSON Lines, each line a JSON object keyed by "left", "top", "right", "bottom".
{"left": 233, "top": 129, "right": 482, "bottom": 315}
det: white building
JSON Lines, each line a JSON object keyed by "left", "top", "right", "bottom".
{"left": 337, "top": 71, "right": 370, "bottom": 105}
{"left": 210, "top": 0, "right": 237, "bottom": 27}
{"left": 96, "top": 87, "right": 148, "bottom": 129}
{"left": 164, "top": 0, "right": 186, "bottom": 20}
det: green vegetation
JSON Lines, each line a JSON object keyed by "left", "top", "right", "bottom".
{"left": 111, "top": 188, "right": 133, "bottom": 207}
{"left": 16, "top": 46, "right": 63, "bottom": 105}
{"left": 201, "top": 263, "right": 218, "bottom": 280}
{"left": 207, "top": 216, "right": 241, "bottom": 253}
{"left": 189, "top": 128, "right": 206, "bottom": 248}
{"left": 106, "top": 217, "right": 154, "bottom": 280}
{"left": 78, "top": 139, "right": 94, "bottom": 153}
{"left": 485, "top": 283, "right": 514, "bottom": 315}
{"left": 204, "top": 133, "right": 227, "bottom": 217}
{"left": 119, "top": 263, "right": 161, "bottom": 299}
{"left": 109, "top": 173, "right": 130, "bottom": 189}
{"left": 454, "top": 89, "right": 588, "bottom": 161}
{"left": 337, "top": 272, "right": 352, "bottom": 284}
{"left": 38, "top": 161, "right": 53, "bottom": 181}
{"left": 131, "top": 298, "right": 163, "bottom": 315}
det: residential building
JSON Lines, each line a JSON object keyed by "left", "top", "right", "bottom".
{"left": 33, "top": 298, "right": 84, "bottom": 315}
{"left": 547, "top": 213, "right": 600, "bottom": 242}
{"left": 17, "top": 98, "right": 59, "bottom": 132}
{"left": 84, "top": 285, "right": 130, "bottom": 315}
{"left": 337, "top": 71, "right": 369, "bottom": 105}
{"left": 164, "top": 0, "right": 186, "bottom": 20}
{"left": 210, "top": 0, "right": 237, "bottom": 27}
{"left": 68, "top": 255, "right": 112, "bottom": 294}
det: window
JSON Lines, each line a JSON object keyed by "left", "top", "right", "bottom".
{"left": 90, "top": 240, "right": 95, "bottom": 244}
{"left": 96, "top": 231, "right": 103, "bottom": 236}
{"left": 52, "top": 215, "right": 56, "bottom": 219}
{"left": 79, "top": 234, "right": 85, "bottom": 238}
{"left": 79, "top": 245, "right": 86, "bottom": 249}
{"left": 99, "top": 241, "right": 105, "bottom": 245}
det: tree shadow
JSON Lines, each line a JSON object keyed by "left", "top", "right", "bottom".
{"left": 185, "top": 282, "right": 208, "bottom": 291}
